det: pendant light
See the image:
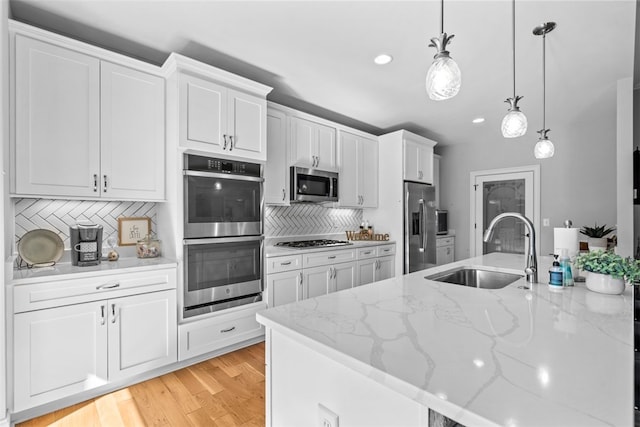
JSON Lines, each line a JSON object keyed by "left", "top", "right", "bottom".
{"left": 501, "top": 0, "right": 527, "bottom": 138}
{"left": 426, "top": 0, "right": 461, "bottom": 101}
{"left": 533, "top": 22, "right": 556, "bottom": 159}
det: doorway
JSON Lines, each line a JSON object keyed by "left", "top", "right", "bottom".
{"left": 470, "top": 165, "right": 540, "bottom": 257}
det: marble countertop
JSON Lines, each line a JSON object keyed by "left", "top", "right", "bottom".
{"left": 8, "top": 256, "right": 177, "bottom": 285}
{"left": 265, "top": 235, "right": 396, "bottom": 258}
{"left": 257, "top": 253, "right": 633, "bottom": 426}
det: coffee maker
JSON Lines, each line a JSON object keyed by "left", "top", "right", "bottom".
{"left": 70, "top": 223, "right": 103, "bottom": 266}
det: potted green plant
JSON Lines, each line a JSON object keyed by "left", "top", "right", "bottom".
{"left": 575, "top": 250, "right": 640, "bottom": 294}
{"left": 579, "top": 223, "right": 615, "bottom": 251}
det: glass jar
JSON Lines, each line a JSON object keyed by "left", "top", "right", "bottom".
{"left": 136, "top": 235, "right": 161, "bottom": 258}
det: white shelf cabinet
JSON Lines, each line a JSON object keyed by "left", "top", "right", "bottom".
{"left": 403, "top": 132, "right": 437, "bottom": 184}
{"left": 12, "top": 267, "right": 177, "bottom": 412}
{"left": 436, "top": 236, "right": 455, "bottom": 266}
{"left": 339, "top": 130, "right": 378, "bottom": 208}
{"left": 289, "top": 116, "right": 337, "bottom": 170}
{"left": 12, "top": 32, "right": 165, "bottom": 200}
{"left": 179, "top": 73, "right": 267, "bottom": 161}
{"left": 265, "top": 107, "right": 290, "bottom": 205}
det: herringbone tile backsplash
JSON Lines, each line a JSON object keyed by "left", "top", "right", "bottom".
{"left": 265, "top": 204, "right": 362, "bottom": 237}
{"left": 14, "top": 199, "right": 157, "bottom": 249}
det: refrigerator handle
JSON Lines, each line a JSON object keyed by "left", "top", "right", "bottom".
{"left": 418, "top": 198, "right": 425, "bottom": 252}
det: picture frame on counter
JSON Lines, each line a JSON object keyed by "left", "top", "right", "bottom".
{"left": 118, "top": 216, "right": 151, "bottom": 246}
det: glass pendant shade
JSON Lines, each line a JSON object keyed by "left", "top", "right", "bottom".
{"left": 501, "top": 110, "right": 528, "bottom": 138}
{"left": 534, "top": 137, "right": 554, "bottom": 159}
{"left": 426, "top": 55, "right": 461, "bottom": 101}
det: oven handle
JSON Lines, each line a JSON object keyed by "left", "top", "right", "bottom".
{"left": 183, "top": 169, "right": 264, "bottom": 183}
{"left": 184, "top": 236, "right": 264, "bottom": 246}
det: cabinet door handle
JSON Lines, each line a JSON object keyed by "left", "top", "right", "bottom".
{"left": 223, "top": 134, "right": 228, "bottom": 150}
{"left": 220, "top": 326, "right": 236, "bottom": 333}
{"left": 100, "top": 305, "right": 106, "bottom": 325}
{"left": 229, "top": 135, "right": 234, "bottom": 151}
{"left": 447, "top": 248, "right": 451, "bottom": 255}
{"left": 376, "top": 260, "right": 381, "bottom": 270}
{"left": 280, "top": 261, "right": 292, "bottom": 266}
{"left": 103, "top": 175, "right": 108, "bottom": 192}
{"left": 96, "top": 282, "right": 120, "bottom": 290}
{"left": 93, "top": 174, "right": 98, "bottom": 192}
{"left": 282, "top": 188, "right": 286, "bottom": 201}
{"left": 299, "top": 272, "right": 303, "bottom": 285}
{"left": 111, "top": 303, "right": 116, "bottom": 323}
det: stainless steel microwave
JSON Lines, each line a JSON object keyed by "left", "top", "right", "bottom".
{"left": 290, "top": 167, "right": 339, "bottom": 202}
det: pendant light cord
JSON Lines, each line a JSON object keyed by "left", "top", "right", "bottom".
{"left": 542, "top": 32, "right": 546, "bottom": 129}
{"left": 440, "top": 0, "right": 444, "bottom": 35}
{"left": 511, "top": 0, "right": 516, "bottom": 98}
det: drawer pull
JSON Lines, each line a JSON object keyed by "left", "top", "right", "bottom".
{"left": 280, "top": 261, "right": 292, "bottom": 266}
{"left": 220, "top": 326, "right": 236, "bottom": 333}
{"left": 328, "top": 255, "right": 337, "bottom": 259}
{"left": 97, "top": 282, "right": 120, "bottom": 290}
{"left": 364, "top": 251, "right": 372, "bottom": 255}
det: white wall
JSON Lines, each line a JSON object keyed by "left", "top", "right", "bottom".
{"left": 1, "top": 0, "right": 8, "bottom": 422}
{"left": 439, "top": 97, "right": 618, "bottom": 260}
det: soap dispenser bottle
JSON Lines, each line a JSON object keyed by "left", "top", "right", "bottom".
{"left": 559, "top": 249, "right": 574, "bottom": 287}
{"left": 549, "top": 254, "right": 563, "bottom": 289}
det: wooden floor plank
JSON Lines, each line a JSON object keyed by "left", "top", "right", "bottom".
{"left": 17, "top": 342, "right": 266, "bottom": 427}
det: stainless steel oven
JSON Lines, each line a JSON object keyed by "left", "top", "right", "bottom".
{"left": 183, "top": 236, "right": 263, "bottom": 318}
{"left": 182, "top": 154, "right": 264, "bottom": 318}
{"left": 184, "top": 154, "right": 263, "bottom": 238}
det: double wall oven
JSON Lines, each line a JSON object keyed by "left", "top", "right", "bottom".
{"left": 183, "top": 154, "right": 263, "bottom": 318}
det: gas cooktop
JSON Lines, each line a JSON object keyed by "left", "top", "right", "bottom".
{"left": 274, "top": 239, "right": 353, "bottom": 249}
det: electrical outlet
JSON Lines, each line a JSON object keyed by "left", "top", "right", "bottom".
{"left": 543, "top": 218, "right": 550, "bottom": 227}
{"left": 318, "top": 403, "right": 339, "bottom": 427}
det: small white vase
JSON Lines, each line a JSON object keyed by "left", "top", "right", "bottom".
{"left": 588, "top": 237, "right": 608, "bottom": 252}
{"left": 584, "top": 271, "right": 626, "bottom": 295}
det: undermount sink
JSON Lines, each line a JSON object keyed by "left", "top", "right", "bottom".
{"left": 426, "top": 267, "right": 523, "bottom": 289}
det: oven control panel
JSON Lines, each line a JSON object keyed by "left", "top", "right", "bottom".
{"left": 185, "top": 154, "right": 261, "bottom": 178}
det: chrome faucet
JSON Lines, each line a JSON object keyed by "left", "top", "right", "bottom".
{"left": 483, "top": 212, "right": 538, "bottom": 285}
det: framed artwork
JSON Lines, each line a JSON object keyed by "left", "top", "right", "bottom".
{"left": 118, "top": 217, "right": 151, "bottom": 246}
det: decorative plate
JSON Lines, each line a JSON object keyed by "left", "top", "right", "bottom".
{"left": 18, "top": 229, "right": 64, "bottom": 267}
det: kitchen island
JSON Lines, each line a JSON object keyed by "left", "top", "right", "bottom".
{"left": 256, "top": 253, "right": 633, "bottom": 426}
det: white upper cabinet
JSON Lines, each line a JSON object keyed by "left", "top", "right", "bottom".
{"left": 11, "top": 26, "right": 166, "bottom": 200}
{"left": 265, "top": 107, "right": 290, "bottom": 205}
{"left": 289, "top": 116, "right": 337, "bottom": 170}
{"left": 177, "top": 66, "right": 268, "bottom": 161}
{"left": 14, "top": 35, "right": 101, "bottom": 198}
{"left": 339, "top": 130, "right": 378, "bottom": 208}
{"left": 403, "top": 132, "right": 437, "bottom": 184}
{"left": 100, "top": 62, "right": 165, "bottom": 200}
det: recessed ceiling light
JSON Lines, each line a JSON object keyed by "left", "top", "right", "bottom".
{"left": 472, "top": 117, "right": 485, "bottom": 124}
{"left": 374, "top": 54, "right": 393, "bottom": 65}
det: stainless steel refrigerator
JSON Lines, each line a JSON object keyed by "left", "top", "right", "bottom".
{"left": 404, "top": 181, "right": 437, "bottom": 273}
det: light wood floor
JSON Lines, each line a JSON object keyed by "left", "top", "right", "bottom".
{"left": 17, "top": 342, "right": 266, "bottom": 427}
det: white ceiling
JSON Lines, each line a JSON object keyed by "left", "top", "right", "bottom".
{"left": 8, "top": 0, "right": 637, "bottom": 147}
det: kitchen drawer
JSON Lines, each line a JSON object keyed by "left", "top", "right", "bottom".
{"left": 357, "top": 247, "right": 378, "bottom": 260}
{"left": 266, "top": 254, "right": 303, "bottom": 274}
{"left": 436, "top": 236, "right": 455, "bottom": 247}
{"left": 14, "top": 267, "right": 177, "bottom": 313}
{"left": 178, "top": 302, "right": 266, "bottom": 361}
{"left": 376, "top": 244, "right": 396, "bottom": 257}
{"left": 303, "top": 248, "right": 356, "bottom": 268}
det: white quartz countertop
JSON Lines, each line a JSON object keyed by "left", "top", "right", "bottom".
{"left": 9, "top": 256, "right": 177, "bottom": 285}
{"left": 257, "top": 253, "right": 633, "bottom": 426}
{"left": 265, "top": 239, "right": 396, "bottom": 258}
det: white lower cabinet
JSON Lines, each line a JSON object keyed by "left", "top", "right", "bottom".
{"left": 178, "top": 302, "right": 265, "bottom": 361}
{"left": 266, "top": 243, "right": 395, "bottom": 308}
{"left": 436, "top": 236, "right": 455, "bottom": 266}
{"left": 14, "top": 289, "right": 176, "bottom": 412}
{"left": 12, "top": 266, "right": 177, "bottom": 412}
